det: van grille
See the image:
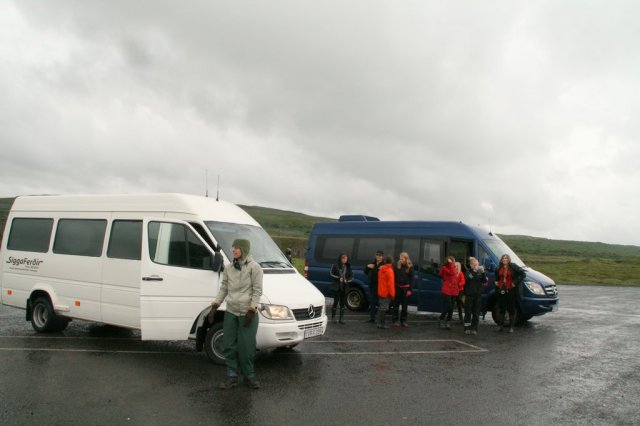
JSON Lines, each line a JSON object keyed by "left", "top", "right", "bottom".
{"left": 298, "top": 321, "right": 324, "bottom": 330}
{"left": 545, "top": 284, "right": 558, "bottom": 297}
{"left": 292, "top": 306, "right": 323, "bottom": 321}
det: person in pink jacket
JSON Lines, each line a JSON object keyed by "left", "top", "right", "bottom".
{"left": 450, "top": 261, "right": 466, "bottom": 324}
{"left": 438, "top": 256, "right": 459, "bottom": 329}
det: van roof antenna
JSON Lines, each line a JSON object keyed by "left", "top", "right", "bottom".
{"left": 488, "top": 216, "right": 493, "bottom": 236}
{"left": 205, "top": 169, "right": 209, "bottom": 197}
{"left": 216, "top": 174, "right": 220, "bottom": 201}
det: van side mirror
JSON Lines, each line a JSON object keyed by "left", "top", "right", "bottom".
{"left": 212, "top": 244, "right": 224, "bottom": 272}
{"left": 483, "top": 257, "right": 496, "bottom": 272}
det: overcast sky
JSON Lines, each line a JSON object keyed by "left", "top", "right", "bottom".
{"left": 1, "top": 1, "right": 639, "bottom": 246}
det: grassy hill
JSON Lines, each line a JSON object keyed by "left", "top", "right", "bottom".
{"left": 242, "top": 206, "right": 640, "bottom": 286}
{"left": 2, "top": 197, "right": 638, "bottom": 285}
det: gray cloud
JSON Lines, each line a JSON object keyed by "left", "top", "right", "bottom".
{"left": 1, "top": 0, "right": 639, "bottom": 245}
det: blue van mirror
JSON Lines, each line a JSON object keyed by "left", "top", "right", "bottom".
{"left": 483, "top": 257, "right": 496, "bottom": 271}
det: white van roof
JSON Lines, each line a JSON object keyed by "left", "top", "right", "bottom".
{"left": 10, "top": 193, "right": 260, "bottom": 226}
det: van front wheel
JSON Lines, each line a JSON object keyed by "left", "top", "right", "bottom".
{"left": 204, "top": 322, "right": 226, "bottom": 365}
{"left": 346, "top": 287, "right": 366, "bottom": 311}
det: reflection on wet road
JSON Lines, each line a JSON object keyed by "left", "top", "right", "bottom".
{"left": 1, "top": 285, "right": 639, "bottom": 425}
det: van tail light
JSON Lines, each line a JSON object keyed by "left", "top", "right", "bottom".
{"left": 304, "top": 260, "right": 309, "bottom": 278}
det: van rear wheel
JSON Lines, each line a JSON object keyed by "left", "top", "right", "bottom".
{"left": 204, "top": 322, "right": 226, "bottom": 365}
{"left": 31, "top": 297, "right": 63, "bottom": 333}
{"left": 346, "top": 287, "right": 366, "bottom": 311}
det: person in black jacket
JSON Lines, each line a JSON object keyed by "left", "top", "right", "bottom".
{"left": 392, "top": 252, "right": 414, "bottom": 327}
{"left": 495, "top": 254, "right": 526, "bottom": 333}
{"left": 363, "top": 250, "right": 384, "bottom": 323}
{"left": 463, "top": 257, "right": 488, "bottom": 335}
{"left": 330, "top": 252, "right": 353, "bottom": 325}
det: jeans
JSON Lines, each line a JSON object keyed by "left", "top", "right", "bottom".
{"left": 497, "top": 288, "right": 517, "bottom": 327}
{"left": 392, "top": 287, "right": 409, "bottom": 324}
{"left": 439, "top": 295, "right": 455, "bottom": 321}
{"left": 463, "top": 294, "right": 480, "bottom": 330}
{"left": 332, "top": 287, "right": 346, "bottom": 316}
{"left": 369, "top": 284, "right": 379, "bottom": 321}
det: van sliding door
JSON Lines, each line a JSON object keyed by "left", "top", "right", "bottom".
{"left": 415, "top": 239, "right": 444, "bottom": 313}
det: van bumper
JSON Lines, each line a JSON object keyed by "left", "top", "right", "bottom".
{"left": 522, "top": 297, "right": 559, "bottom": 317}
{"left": 256, "top": 316, "right": 327, "bottom": 349}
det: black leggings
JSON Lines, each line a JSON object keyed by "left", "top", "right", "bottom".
{"left": 332, "top": 287, "right": 346, "bottom": 313}
{"left": 392, "top": 287, "right": 409, "bottom": 323}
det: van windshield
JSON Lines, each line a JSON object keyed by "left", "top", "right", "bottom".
{"left": 483, "top": 238, "right": 525, "bottom": 267}
{"left": 205, "top": 221, "right": 291, "bottom": 268}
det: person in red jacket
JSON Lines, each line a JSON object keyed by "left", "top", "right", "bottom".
{"left": 376, "top": 256, "right": 396, "bottom": 329}
{"left": 438, "top": 256, "right": 459, "bottom": 329}
{"left": 495, "top": 253, "right": 525, "bottom": 333}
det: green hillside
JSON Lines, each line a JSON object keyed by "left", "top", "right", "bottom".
{"left": 2, "top": 197, "right": 638, "bottom": 285}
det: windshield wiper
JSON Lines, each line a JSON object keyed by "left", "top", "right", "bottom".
{"left": 259, "top": 261, "right": 291, "bottom": 268}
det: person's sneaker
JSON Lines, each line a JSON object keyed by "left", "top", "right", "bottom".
{"left": 218, "top": 376, "right": 239, "bottom": 390}
{"left": 471, "top": 330, "right": 478, "bottom": 335}
{"left": 245, "top": 376, "right": 260, "bottom": 389}
{"left": 401, "top": 323, "right": 408, "bottom": 328}
{"left": 464, "top": 329, "right": 471, "bottom": 335}
{"left": 508, "top": 327, "right": 514, "bottom": 333}
{"left": 392, "top": 322, "right": 400, "bottom": 327}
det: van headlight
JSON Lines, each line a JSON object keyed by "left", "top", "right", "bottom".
{"left": 260, "top": 304, "right": 293, "bottom": 320}
{"left": 524, "top": 281, "right": 546, "bottom": 296}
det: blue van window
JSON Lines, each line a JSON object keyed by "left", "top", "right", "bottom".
{"left": 355, "top": 237, "right": 395, "bottom": 263}
{"left": 317, "top": 237, "right": 354, "bottom": 262}
{"left": 400, "top": 238, "right": 420, "bottom": 261}
{"left": 420, "top": 240, "right": 442, "bottom": 274}
{"left": 483, "top": 239, "right": 524, "bottom": 266}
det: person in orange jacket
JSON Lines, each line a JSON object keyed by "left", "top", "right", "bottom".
{"left": 376, "top": 256, "right": 396, "bottom": 329}
{"left": 438, "top": 256, "right": 459, "bottom": 329}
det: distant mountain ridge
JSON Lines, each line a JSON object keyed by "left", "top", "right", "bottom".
{"left": 1, "top": 197, "right": 639, "bottom": 255}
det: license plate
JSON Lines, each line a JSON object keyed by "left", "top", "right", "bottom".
{"left": 552, "top": 302, "right": 559, "bottom": 312}
{"left": 304, "top": 327, "right": 323, "bottom": 339}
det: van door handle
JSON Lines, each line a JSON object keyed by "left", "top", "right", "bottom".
{"left": 142, "top": 276, "right": 164, "bottom": 281}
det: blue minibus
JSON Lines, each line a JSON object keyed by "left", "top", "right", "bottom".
{"left": 304, "top": 216, "right": 559, "bottom": 324}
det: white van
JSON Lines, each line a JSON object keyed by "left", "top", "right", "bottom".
{"left": 0, "top": 194, "right": 327, "bottom": 363}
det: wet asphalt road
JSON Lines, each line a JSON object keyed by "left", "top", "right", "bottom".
{"left": 1, "top": 285, "right": 639, "bottom": 426}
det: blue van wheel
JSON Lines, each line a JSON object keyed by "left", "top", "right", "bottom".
{"left": 346, "top": 287, "right": 366, "bottom": 311}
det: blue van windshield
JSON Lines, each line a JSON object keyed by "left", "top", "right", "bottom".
{"left": 483, "top": 238, "right": 525, "bottom": 267}
{"left": 205, "top": 221, "right": 291, "bottom": 268}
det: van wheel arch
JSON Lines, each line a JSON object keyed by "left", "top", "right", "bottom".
{"left": 30, "top": 296, "right": 69, "bottom": 332}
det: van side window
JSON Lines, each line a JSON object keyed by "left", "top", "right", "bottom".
{"left": 448, "top": 240, "right": 473, "bottom": 269}
{"left": 420, "top": 240, "right": 442, "bottom": 275}
{"left": 316, "top": 237, "right": 354, "bottom": 263}
{"left": 53, "top": 219, "right": 107, "bottom": 257}
{"left": 355, "top": 237, "right": 396, "bottom": 264}
{"left": 400, "top": 238, "right": 420, "bottom": 261}
{"left": 148, "top": 222, "right": 212, "bottom": 270}
{"left": 107, "top": 220, "right": 142, "bottom": 260}
{"left": 7, "top": 218, "right": 53, "bottom": 253}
